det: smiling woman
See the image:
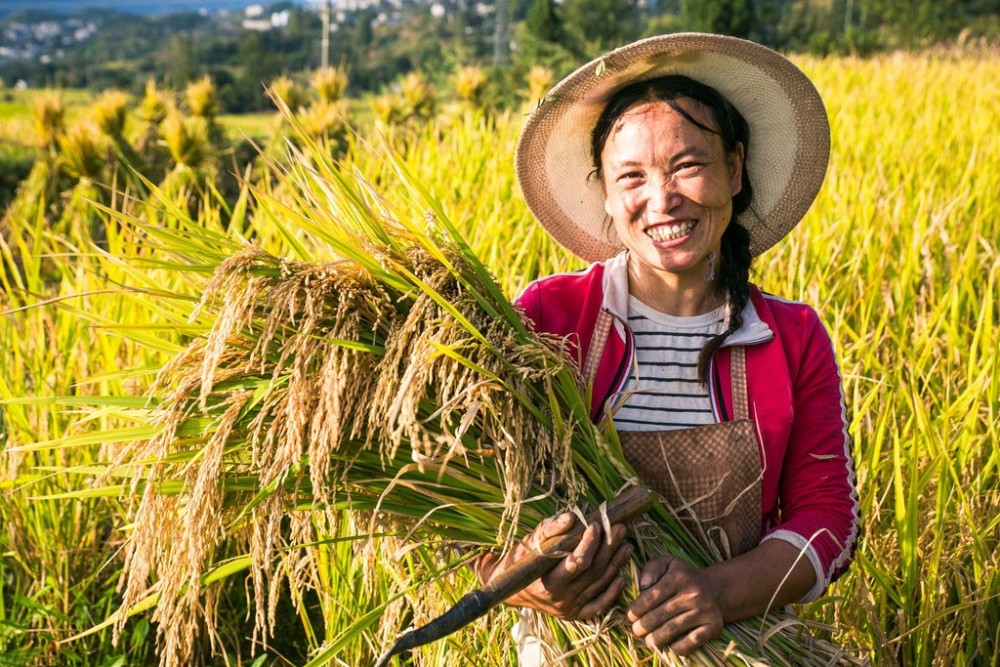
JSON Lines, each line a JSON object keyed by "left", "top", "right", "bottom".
{"left": 489, "top": 33, "right": 860, "bottom": 661}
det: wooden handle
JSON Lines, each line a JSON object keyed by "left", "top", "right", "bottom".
{"left": 480, "top": 486, "right": 652, "bottom": 601}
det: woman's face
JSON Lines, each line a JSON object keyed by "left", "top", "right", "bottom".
{"left": 600, "top": 98, "right": 743, "bottom": 288}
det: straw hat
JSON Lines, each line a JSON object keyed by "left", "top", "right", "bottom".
{"left": 515, "top": 33, "right": 830, "bottom": 262}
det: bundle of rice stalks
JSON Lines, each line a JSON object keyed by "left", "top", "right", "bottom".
{"left": 183, "top": 76, "right": 225, "bottom": 149}
{"left": 57, "top": 121, "right": 107, "bottom": 182}
{"left": 139, "top": 78, "right": 170, "bottom": 125}
{"left": 452, "top": 65, "right": 488, "bottom": 107}
{"left": 1, "top": 106, "right": 104, "bottom": 289}
{"left": 185, "top": 75, "right": 219, "bottom": 120}
{"left": 31, "top": 91, "right": 65, "bottom": 151}
{"left": 161, "top": 110, "right": 209, "bottom": 171}
{"left": 372, "top": 92, "right": 409, "bottom": 127}
{"left": 94, "top": 135, "right": 862, "bottom": 666}
{"left": 523, "top": 65, "right": 554, "bottom": 109}
{"left": 297, "top": 101, "right": 350, "bottom": 151}
{"left": 373, "top": 73, "right": 438, "bottom": 139}
{"left": 311, "top": 66, "right": 349, "bottom": 105}
{"left": 135, "top": 79, "right": 172, "bottom": 176}
{"left": 92, "top": 89, "right": 131, "bottom": 140}
{"left": 400, "top": 72, "right": 435, "bottom": 120}
{"left": 268, "top": 74, "right": 309, "bottom": 113}
{"left": 439, "top": 66, "right": 491, "bottom": 126}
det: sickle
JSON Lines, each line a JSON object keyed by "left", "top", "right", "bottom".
{"left": 373, "top": 486, "right": 652, "bottom": 667}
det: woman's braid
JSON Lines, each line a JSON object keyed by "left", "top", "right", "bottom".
{"left": 697, "top": 222, "right": 752, "bottom": 384}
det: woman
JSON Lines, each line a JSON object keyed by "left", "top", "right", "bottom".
{"left": 475, "top": 34, "right": 859, "bottom": 659}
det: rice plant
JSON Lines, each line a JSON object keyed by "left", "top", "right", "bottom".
{"left": 311, "top": 67, "right": 349, "bottom": 106}
{"left": 92, "top": 90, "right": 130, "bottom": 141}
{"left": 452, "top": 65, "right": 489, "bottom": 107}
{"left": 30, "top": 91, "right": 65, "bottom": 152}
{"left": 522, "top": 65, "right": 555, "bottom": 111}
{"left": 268, "top": 75, "right": 310, "bottom": 113}
{"left": 185, "top": 75, "right": 220, "bottom": 121}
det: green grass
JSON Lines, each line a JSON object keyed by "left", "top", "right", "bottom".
{"left": 217, "top": 111, "right": 280, "bottom": 142}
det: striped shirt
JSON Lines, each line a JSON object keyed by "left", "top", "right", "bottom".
{"left": 611, "top": 296, "right": 726, "bottom": 431}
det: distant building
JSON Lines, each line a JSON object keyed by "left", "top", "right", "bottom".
{"left": 242, "top": 18, "right": 272, "bottom": 30}
{"left": 242, "top": 9, "right": 289, "bottom": 32}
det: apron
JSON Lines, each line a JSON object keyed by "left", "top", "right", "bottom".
{"left": 585, "top": 310, "right": 763, "bottom": 561}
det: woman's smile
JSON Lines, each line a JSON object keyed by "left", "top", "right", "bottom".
{"left": 644, "top": 220, "right": 697, "bottom": 244}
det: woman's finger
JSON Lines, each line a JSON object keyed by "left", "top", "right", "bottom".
{"left": 667, "top": 622, "right": 720, "bottom": 657}
{"left": 642, "top": 607, "right": 702, "bottom": 650}
{"left": 537, "top": 513, "right": 575, "bottom": 543}
{"left": 630, "top": 592, "right": 681, "bottom": 638}
{"left": 516, "top": 513, "right": 575, "bottom": 564}
{"left": 563, "top": 521, "right": 601, "bottom": 575}
{"left": 639, "top": 555, "right": 674, "bottom": 590}
{"left": 577, "top": 538, "right": 632, "bottom": 602}
{"left": 627, "top": 559, "right": 679, "bottom": 621}
{"left": 575, "top": 575, "right": 626, "bottom": 620}
{"left": 586, "top": 524, "right": 628, "bottom": 577}
{"left": 537, "top": 524, "right": 616, "bottom": 594}
{"left": 547, "top": 520, "right": 622, "bottom": 586}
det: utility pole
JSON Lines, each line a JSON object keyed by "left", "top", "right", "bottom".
{"left": 321, "top": 0, "right": 331, "bottom": 69}
{"left": 493, "top": 0, "right": 509, "bottom": 67}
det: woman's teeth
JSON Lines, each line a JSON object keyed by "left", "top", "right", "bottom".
{"left": 646, "top": 221, "right": 695, "bottom": 242}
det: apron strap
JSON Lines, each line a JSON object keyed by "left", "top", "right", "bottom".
{"left": 730, "top": 345, "right": 749, "bottom": 421}
{"left": 583, "top": 309, "right": 613, "bottom": 387}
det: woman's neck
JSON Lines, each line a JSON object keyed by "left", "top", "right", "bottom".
{"left": 627, "top": 259, "right": 724, "bottom": 317}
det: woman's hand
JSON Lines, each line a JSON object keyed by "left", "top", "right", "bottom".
{"left": 475, "top": 513, "right": 633, "bottom": 621}
{"left": 626, "top": 556, "right": 724, "bottom": 657}
{"left": 626, "top": 540, "right": 817, "bottom": 657}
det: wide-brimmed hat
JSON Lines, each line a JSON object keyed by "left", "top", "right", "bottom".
{"left": 515, "top": 33, "right": 830, "bottom": 262}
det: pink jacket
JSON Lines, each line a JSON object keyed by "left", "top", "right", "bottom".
{"left": 516, "top": 252, "right": 859, "bottom": 601}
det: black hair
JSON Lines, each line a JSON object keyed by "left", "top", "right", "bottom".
{"left": 590, "top": 74, "right": 755, "bottom": 384}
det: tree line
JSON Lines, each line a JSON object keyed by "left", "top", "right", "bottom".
{"left": 1, "top": 0, "right": 997, "bottom": 113}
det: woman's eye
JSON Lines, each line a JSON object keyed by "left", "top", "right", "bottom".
{"left": 676, "top": 162, "right": 704, "bottom": 173}
{"left": 618, "top": 171, "right": 643, "bottom": 182}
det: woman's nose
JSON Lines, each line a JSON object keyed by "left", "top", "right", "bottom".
{"left": 646, "top": 175, "right": 680, "bottom": 213}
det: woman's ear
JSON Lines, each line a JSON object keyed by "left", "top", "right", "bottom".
{"left": 730, "top": 142, "right": 745, "bottom": 197}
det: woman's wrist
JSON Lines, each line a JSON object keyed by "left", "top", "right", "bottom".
{"left": 702, "top": 540, "right": 816, "bottom": 623}
{"left": 700, "top": 562, "right": 741, "bottom": 623}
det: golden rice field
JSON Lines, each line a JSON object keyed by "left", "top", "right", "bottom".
{"left": 1, "top": 51, "right": 998, "bottom": 666}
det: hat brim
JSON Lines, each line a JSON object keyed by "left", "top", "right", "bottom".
{"left": 515, "top": 33, "right": 830, "bottom": 261}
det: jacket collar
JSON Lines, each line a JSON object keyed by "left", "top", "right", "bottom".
{"left": 600, "top": 250, "right": 773, "bottom": 346}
